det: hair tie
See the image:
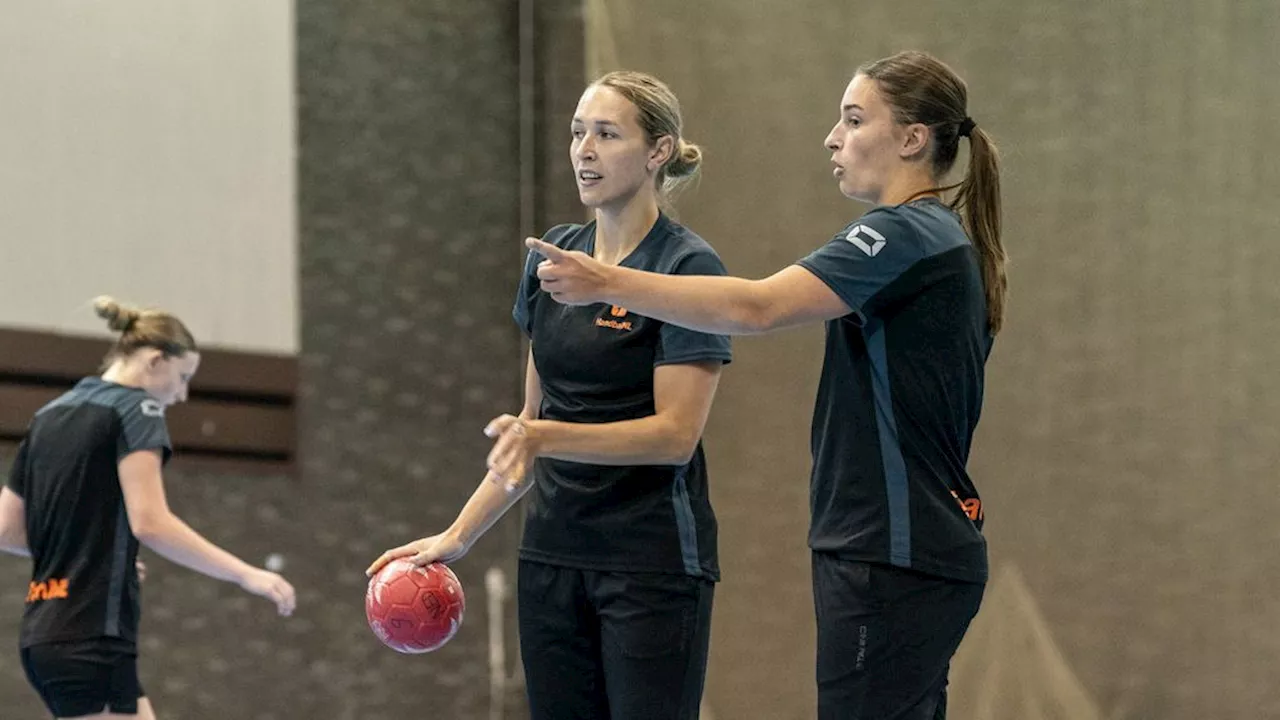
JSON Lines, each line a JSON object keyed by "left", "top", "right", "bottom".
{"left": 958, "top": 116, "right": 976, "bottom": 138}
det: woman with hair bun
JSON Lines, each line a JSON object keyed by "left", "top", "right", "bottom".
{"left": 370, "top": 72, "right": 730, "bottom": 720}
{"left": 0, "top": 297, "right": 296, "bottom": 720}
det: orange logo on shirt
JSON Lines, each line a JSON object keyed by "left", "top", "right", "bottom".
{"left": 26, "top": 578, "right": 69, "bottom": 603}
{"left": 596, "top": 306, "right": 634, "bottom": 331}
{"left": 951, "top": 491, "right": 983, "bottom": 522}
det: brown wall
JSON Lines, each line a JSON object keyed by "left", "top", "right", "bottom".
{"left": 589, "top": 1, "right": 1280, "bottom": 719}
{"left": 0, "top": 2, "right": 570, "bottom": 717}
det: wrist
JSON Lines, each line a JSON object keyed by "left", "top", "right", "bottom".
{"left": 523, "top": 419, "right": 550, "bottom": 458}
{"left": 233, "top": 561, "right": 259, "bottom": 586}
{"left": 600, "top": 265, "right": 626, "bottom": 306}
{"left": 443, "top": 525, "right": 474, "bottom": 552}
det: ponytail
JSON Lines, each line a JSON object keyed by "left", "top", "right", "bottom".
{"left": 951, "top": 127, "right": 1007, "bottom": 335}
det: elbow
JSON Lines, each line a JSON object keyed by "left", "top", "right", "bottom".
{"left": 663, "top": 429, "right": 702, "bottom": 466}
{"left": 0, "top": 518, "right": 23, "bottom": 551}
{"left": 130, "top": 511, "right": 173, "bottom": 545}
{"left": 745, "top": 310, "right": 777, "bottom": 335}
{"left": 737, "top": 283, "right": 779, "bottom": 335}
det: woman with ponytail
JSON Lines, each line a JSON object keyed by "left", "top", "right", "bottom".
{"left": 371, "top": 72, "right": 730, "bottom": 720}
{"left": 526, "top": 51, "right": 1006, "bottom": 719}
{"left": 0, "top": 298, "right": 295, "bottom": 720}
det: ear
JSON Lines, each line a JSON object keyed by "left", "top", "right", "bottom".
{"left": 648, "top": 135, "right": 675, "bottom": 173}
{"left": 899, "top": 122, "right": 931, "bottom": 159}
{"left": 141, "top": 348, "right": 166, "bottom": 370}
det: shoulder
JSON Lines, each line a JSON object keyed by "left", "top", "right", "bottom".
{"left": 868, "top": 200, "right": 969, "bottom": 257}
{"left": 647, "top": 218, "right": 727, "bottom": 273}
{"left": 34, "top": 377, "right": 132, "bottom": 417}
{"left": 108, "top": 387, "right": 166, "bottom": 423}
{"left": 540, "top": 222, "right": 591, "bottom": 250}
{"left": 840, "top": 205, "right": 919, "bottom": 254}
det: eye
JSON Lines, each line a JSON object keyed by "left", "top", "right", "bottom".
{"left": 571, "top": 128, "right": 585, "bottom": 139}
{"left": 846, "top": 116, "right": 861, "bottom": 127}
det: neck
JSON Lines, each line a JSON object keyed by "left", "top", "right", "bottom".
{"left": 101, "top": 360, "right": 143, "bottom": 388}
{"left": 877, "top": 168, "right": 941, "bottom": 207}
{"left": 592, "top": 193, "right": 660, "bottom": 266}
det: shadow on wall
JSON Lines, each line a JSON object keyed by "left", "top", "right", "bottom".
{"left": 950, "top": 565, "right": 1105, "bottom": 720}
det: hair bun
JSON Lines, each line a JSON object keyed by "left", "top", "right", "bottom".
{"left": 93, "top": 296, "right": 141, "bottom": 333}
{"left": 666, "top": 139, "right": 703, "bottom": 179}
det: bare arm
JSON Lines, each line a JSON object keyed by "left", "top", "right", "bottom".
{"left": 523, "top": 361, "right": 721, "bottom": 466}
{"left": 121, "top": 450, "right": 254, "bottom": 582}
{"left": 368, "top": 347, "right": 543, "bottom": 573}
{"left": 0, "top": 487, "right": 30, "bottom": 557}
{"left": 484, "top": 359, "right": 724, "bottom": 487}
{"left": 527, "top": 238, "right": 852, "bottom": 335}
{"left": 120, "top": 451, "right": 295, "bottom": 614}
{"left": 445, "top": 347, "right": 545, "bottom": 547}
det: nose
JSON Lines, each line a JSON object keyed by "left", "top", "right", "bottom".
{"left": 824, "top": 124, "right": 840, "bottom": 152}
{"left": 177, "top": 384, "right": 188, "bottom": 404}
{"left": 575, "top": 136, "right": 597, "bottom": 162}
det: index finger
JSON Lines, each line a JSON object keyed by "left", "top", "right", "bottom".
{"left": 525, "top": 237, "right": 567, "bottom": 261}
{"left": 366, "top": 548, "right": 409, "bottom": 577}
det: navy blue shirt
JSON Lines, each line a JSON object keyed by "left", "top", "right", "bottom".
{"left": 514, "top": 214, "right": 732, "bottom": 580}
{"left": 797, "top": 198, "right": 991, "bottom": 583}
{"left": 7, "top": 377, "right": 172, "bottom": 647}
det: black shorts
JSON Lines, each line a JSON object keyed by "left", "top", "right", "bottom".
{"left": 20, "top": 638, "right": 144, "bottom": 718}
{"left": 517, "top": 560, "right": 714, "bottom": 720}
{"left": 812, "top": 553, "right": 985, "bottom": 720}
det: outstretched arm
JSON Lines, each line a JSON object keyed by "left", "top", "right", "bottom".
{"left": 526, "top": 238, "right": 851, "bottom": 335}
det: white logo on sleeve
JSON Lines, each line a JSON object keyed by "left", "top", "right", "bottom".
{"left": 140, "top": 399, "right": 165, "bottom": 418}
{"left": 845, "top": 224, "right": 886, "bottom": 257}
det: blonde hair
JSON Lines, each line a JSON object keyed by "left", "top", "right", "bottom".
{"left": 593, "top": 70, "right": 703, "bottom": 203}
{"left": 93, "top": 296, "right": 197, "bottom": 367}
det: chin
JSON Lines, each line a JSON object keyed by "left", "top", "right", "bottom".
{"left": 837, "top": 182, "right": 874, "bottom": 204}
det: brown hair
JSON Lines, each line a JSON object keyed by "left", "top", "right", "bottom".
{"left": 94, "top": 296, "right": 197, "bottom": 368}
{"left": 593, "top": 70, "right": 703, "bottom": 204}
{"left": 857, "top": 51, "right": 1008, "bottom": 334}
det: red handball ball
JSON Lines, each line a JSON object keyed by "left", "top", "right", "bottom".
{"left": 365, "top": 559, "right": 465, "bottom": 654}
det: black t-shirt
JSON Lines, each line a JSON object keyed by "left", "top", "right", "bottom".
{"left": 7, "top": 377, "right": 172, "bottom": 648}
{"left": 797, "top": 198, "right": 991, "bottom": 583}
{"left": 514, "top": 214, "right": 732, "bottom": 580}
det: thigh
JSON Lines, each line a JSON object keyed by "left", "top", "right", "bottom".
{"left": 71, "top": 696, "right": 156, "bottom": 720}
{"left": 103, "top": 696, "right": 155, "bottom": 720}
{"left": 21, "top": 639, "right": 143, "bottom": 719}
{"left": 593, "top": 571, "right": 714, "bottom": 720}
{"left": 812, "top": 553, "right": 881, "bottom": 720}
{"left": 517, "top": 561, "right": 609, "bottom": 720}
{"left": 812, "top": 554, "right": 984, "bottom": 720}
